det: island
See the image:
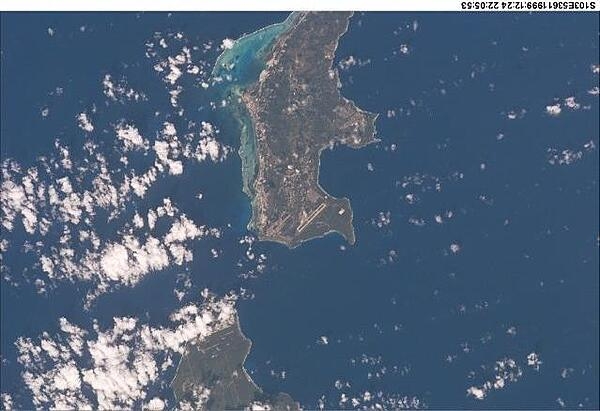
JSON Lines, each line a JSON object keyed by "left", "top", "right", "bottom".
{"left": 171, "top": 314, "right": 299, "bottom": 410}
{"left": 216, "top": 12, "right": 378, "bottom": 249}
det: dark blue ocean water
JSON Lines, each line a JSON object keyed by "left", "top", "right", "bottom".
{"left": 1, "top": 11, "right": 598, "bottom": 409}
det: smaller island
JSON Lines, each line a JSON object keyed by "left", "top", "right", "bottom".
{"left": 171, "top": 315, "right": 299, "bottom": 410}
{"left": 217, "top": 12, "right": 378, "bottom": 249}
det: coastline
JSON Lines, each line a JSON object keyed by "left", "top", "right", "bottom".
{"left": 212, "top": 12, "right": 300, "bottom": 233}
{"left": 253, "top": 12, "right": 378, "bottom": 249}
{"left": 169, "top": 314, "right": 263, "bottom": 403}
{"left": 214, "top": 12, "right": 379, "bottom": 249}
{"left": 211, "top": 12, "right": 300, "bottom": 81}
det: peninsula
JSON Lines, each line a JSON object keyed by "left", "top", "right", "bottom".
{"left": 171, "top": 314, "right": 299, "bottom": 410}
{"left": 218, "top": 12, "right": 378, "bottom": 248}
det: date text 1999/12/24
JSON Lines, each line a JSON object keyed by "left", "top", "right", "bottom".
{"left": 461, "top": 1, "right": 596, "bottom": 9}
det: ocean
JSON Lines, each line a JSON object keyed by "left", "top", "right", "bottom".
{"left": 1, "top": 11, "right": 598, "bottom": 409}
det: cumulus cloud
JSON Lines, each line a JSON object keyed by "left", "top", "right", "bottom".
{"left": 15, "top": 294, "right": 237, "bottom": 410}
{"left": 1, "top": 90, "right": 230, "bottom": 304}
{"left": 221, "top": 38, "right": 235, "bottom": 50}
{"left": 33, "top": 197, "right": 222, "bottom": 307}
{"left": 338, "top": 56, "right": 357, "bottom": 70}
{"left": 371, "top": 211, "right": 391, "bottom": 229}
{"left": 545, "top": 103, "right": 562, "bottom": 116}
{"left": 102, "top": 74, "right": 146, "bottom": 103}
{"left": 466, "top": 357, "right": 525, "bottom": 401}
{"left": 1, "top": 393, "right": 13, "bottom": 410}
{"left": 547, "top": 140, "right": 596, "bottom": 166}
{"left": 526, "top": 352, "right": 542, "bottom": 371}
{"left": 115, "top": 122, "right": 148, "bottom": 151}
{"left": 76, "top": 112, "right": 95, "bottom": 132}
{"left": 563, "top": 96, "right": 580, "bottom": 110}
{"left": 151, "top": 121, "right": 230, "bottom": 177}
{"left": 331, "top": 375, "right": 424, "bottom": 410}
{"left": 145, "top": 397, "right": 166, "bottom": 410}
{"left": 146, "top": 33, "right": 212, "bottom": 110}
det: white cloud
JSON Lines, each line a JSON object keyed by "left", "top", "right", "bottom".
{"left": 466, "top": 357, "right": 523, "bottom": 401}
{"left": 130, "top": 167, "right": 159, "bottom": 198}
{"left": 16, "top": 294, "right": 237, "bottom": 410}
{"left": 466, "top": 386, "right": 486, "bottom": 400}
{"left": 99, "top": 236, "right": 170, "bottom": 284}
{"left": 526, "top": 352, "right": 542, "bottom": 371}
{"left": 168, "top": 160, "right": 183, "bottom": 175}
{"left": 115, "top": 122, "right": 148, "bottom": 151}
{"left": 371, "top": 211, "right": 391, "bottom": 228}
{"left": 317, "top": 336, "right": 329, "bottom": 345}
{"left": 1, "top": 176, "right": 30, "bottom": 232}
{"left": 145, "top": 397, "right": 166, "bottom": 410}
{"left": 563, "top": 96, "right": 580, "bottom": 110}
{"left": 1, "top": 52, "right": 230, "bottom": 304}
{"left": 545, "top": 103, "right": 562, "bottom": 116}
{"left": 338, "top": 55, "right": 357, "bottom": 70}
{"left": 547, "top": 140, "right": 596, "bottom": 166}
{"left": 178, "top": 386, "right": 211, "bottom": 410}
{"left": 196, "top": 136, "right": 226, "bottom": 162}
{"left": 102, "top": 74, "right": 146, "bottom": 103}
{"left": 165, "top": 64, "right": 183, "bottom": 85}
{"left": 449, "top": 243, "right": 461, "bottom": 254}
{"left": 77, "top": 112, "right": 95, "bottom": 132}
{"left": 1, "top": 393, "right": 13, "bottom": 410}
{"left": 59, "top": 317, "right": 87, "bottom": 356}
{"left": 30, "top": 197, "right": 220, "bottom": 307}
{"left": 221, "top": 38, "right": 235, "bottom": 49}
{"left": 133, "top": 212, "right": 145, "bottom": 229}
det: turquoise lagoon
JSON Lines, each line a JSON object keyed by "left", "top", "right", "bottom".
{"left": 212, "top": 13, "right": 298, "bottom": 212}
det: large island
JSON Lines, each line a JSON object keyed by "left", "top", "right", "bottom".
{"left": 217, "top": 12, "right": 378, "bottom": 249}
